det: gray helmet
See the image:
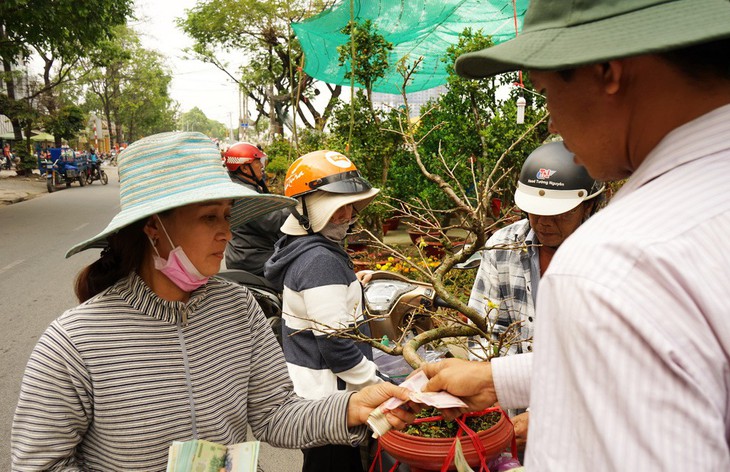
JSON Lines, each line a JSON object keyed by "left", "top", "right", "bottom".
{"left": 514, "top": 141, "right": 604, "bottom": 216}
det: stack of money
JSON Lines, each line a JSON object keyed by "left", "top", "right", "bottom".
{"left": 166, "top": 440, "right": 227, "bottom": 472}
{"left": 367, "top": 406, "right": 392, "bottom": 438}
{"left": 166, "top": 439, "right": 260, "bottom": 472}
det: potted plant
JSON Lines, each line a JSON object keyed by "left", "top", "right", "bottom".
{"left": 376, "top": 407, "right": 517, "bottom": 472}
{"left": 382, "top": 215, "right": 402, "bottom": 234}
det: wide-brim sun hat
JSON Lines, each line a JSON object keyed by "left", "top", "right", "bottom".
{"left": 66, "top": 131, "right": 295, "bottom": 257}
{"left": 280, "top": 187, "right": 380, "bottom": 236}
{"left": 455, "top": 0, "right": 730, "bottom": 79}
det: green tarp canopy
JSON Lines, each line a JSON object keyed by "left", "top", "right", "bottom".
{"left": 292, "top": 0, "right": 528, "bottom": 95}
{"left": 31, "top": 132, "right": 55, "bottom": 142}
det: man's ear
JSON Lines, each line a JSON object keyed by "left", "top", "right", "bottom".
{"left": 601, "top": 60, "right": 623, "bottom": 95}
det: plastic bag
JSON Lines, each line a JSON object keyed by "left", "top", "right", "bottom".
{"left": 373, "top": 346, "right": 446, "bottom": 384}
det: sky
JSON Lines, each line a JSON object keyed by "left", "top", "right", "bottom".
{"left": 132, "top": 0, "right": 243, "bottom": 126}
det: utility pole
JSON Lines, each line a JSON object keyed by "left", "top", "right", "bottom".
{"left": 238, "top": 87, "right": 242, "bottom": 141}
{"left": 268, "top": 83, "right": 275, "bottom": 142}
{"left": 240, "top": 88, "right": 249, "bottom": 141}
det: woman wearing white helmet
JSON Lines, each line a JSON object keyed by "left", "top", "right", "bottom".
{"left": 467, "top": 141, "right": 604, "bottom": 456}
{"left": 265, "top": 150, "right": 383, "bottom": 472}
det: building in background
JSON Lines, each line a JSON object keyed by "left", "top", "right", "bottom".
{"left": 371, "top": 85, "right": 447, "bottom": 118}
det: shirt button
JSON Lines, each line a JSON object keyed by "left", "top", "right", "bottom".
{"left": 528, "top": 317, "right": 533, "bottom": 322}
{"left": 527, "top": 346, "right": 532, "bottom": 351}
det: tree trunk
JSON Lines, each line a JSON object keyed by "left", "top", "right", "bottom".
{"left": 1, "top": 25, "right": 23, "bottom": 143}
{"left": 113, "top": 109, "right": 123, "bottom": 146}
{"left": 318, "top": 84, "right": 342, "bottom": 131}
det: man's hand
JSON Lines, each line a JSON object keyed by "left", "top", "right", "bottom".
{"left": 347, "top": 383, "right": 417, "bottom": 429}
{"left": 512, "top": 411, "right": 529, "bottom": 452}
{"left": 420, "top": 359, "right": 497, "bottom": 416}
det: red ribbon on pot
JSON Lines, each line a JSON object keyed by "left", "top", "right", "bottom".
{"left": 440, "top": 408, "right": 517, "bottom": 472}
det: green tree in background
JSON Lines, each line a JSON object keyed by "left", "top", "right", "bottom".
{"left": 412, "top": 29, "right": 549, "bottom": 212}
{"left": 178, "top": 108, "right": 227, "bottom": 139}
{"left": 337, "top": 19, "right": 393, "bottom": 114}
{"left": 328, "top": 91, "right": 404, "bottom": 234}
{"left": 1, "top": 0, "right": 134, "bottom": 172}
{"left": 179, "top": 0, "right": 341, "bottom": 137}
{"left": 329, "top": 19, "right": 399, "bottom": 235}
{"left": 75, "top": 26, "right": 177, "bottom": 143}
{"left": 77, "top": 25, "right": 133, "bottom": 146}
{"left": 116, "top": 48, "right": 177, "bottom": 141}
{"left": 0, "top": 93, "right": 38, "bottom": 172}
{"left": 43, "top": 105, "right": 85, "bottom": 145}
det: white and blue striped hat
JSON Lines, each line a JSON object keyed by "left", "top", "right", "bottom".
{"left": 66, "top": 131, "right": 295, "bottom": 257}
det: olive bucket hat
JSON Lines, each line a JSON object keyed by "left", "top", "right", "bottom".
{"left": 455, "top": 0, "right": 730, "bottom": 79}
{"left": 66, "top": 131, "right": 295, "bottom": 257}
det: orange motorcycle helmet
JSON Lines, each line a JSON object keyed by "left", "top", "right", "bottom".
{"left": 284, "top": 150, "right": 371, "bottom": 198}
{"left": 223, "top": 142, "right": 267, "bottom": 172}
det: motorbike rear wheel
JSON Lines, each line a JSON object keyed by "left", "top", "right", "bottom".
{"left": 100, "top": 170, "right": 109, "bottom": 185}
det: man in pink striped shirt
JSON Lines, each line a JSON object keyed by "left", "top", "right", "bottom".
{"left": 423, "top": 0, "right": 730, "bottom": 469}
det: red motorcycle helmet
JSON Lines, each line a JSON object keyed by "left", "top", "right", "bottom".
{"left": 223, "top": 142, "right": 267, "bottom": 172}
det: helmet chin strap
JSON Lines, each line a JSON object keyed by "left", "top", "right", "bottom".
{"left": 257, "top": 176, "right": 270, "bottom": 194}
{"left": 291, "top": 196, "right": 315, "bottom": 235}
{"left": 234, "top": 164, "right": 269, "bottom": 193}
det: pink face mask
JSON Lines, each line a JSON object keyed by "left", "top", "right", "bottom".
{"left": 149, "top": 217, "right": 209, "bottom": 292}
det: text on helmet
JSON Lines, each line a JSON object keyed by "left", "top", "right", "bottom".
{"left": 325, "top": 151, "right": 353, "bottom": 168}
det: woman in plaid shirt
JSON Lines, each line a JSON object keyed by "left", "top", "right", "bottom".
{"left": 467, "top": 141, "right": 604, "bottom": 455}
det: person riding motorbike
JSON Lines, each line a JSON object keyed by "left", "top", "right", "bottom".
{"left": 87, "top": 148, "right": 100, "bottom": 179}
{"left": 264, "top": 150, "right": 384, "bottom": 472}
{"left": 224, "top": 142, "right": 290, "bottom": 276}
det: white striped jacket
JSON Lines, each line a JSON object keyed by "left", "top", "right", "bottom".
{"left": 11, "top": 273, "right": 365, "bottom": 471}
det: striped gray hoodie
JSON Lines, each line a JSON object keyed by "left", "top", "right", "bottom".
{"left": 265, "top": 234, "right": 381, "bottom": 400}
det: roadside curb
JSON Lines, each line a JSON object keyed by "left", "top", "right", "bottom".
{"left": 0, "top": 169, "right": 47, "bottom": 206}
{"left": 0, "top": 189, "right": 29, "bottom": 205}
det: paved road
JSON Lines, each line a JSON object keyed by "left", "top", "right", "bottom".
{"left": 0, "top": 167, "right": 301, "bottom": 471}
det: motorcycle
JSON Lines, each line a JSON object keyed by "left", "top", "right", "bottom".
{"left": 363, "top": 270, "right": 455, "bottom": 382}
{"left": 217, "top": 268, "right": 451, "bottom": 364}
{"left": 85, "top": 163, "right": 109, "bottom": 185}
{"left": 217, "top": 269, "right": 283, "bottom": 344}
{"left": 363, "top": 270, "right": 448, "bottom": 342}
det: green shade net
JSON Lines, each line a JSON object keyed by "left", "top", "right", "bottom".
{"left": 292, "top": 0, "right": 528, "bottom": 95}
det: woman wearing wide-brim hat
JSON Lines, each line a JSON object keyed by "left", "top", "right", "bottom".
{"left": 10, "top": 132, "right": 414, "bottom": 471}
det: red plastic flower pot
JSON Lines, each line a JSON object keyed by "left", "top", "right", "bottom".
{"left": 378, "top": 409, "right": 514, "bottom": 472}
